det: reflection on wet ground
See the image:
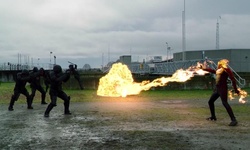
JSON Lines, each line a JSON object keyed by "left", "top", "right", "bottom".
{"left": 0, "top": 101, "right": 250, "bottom": 150}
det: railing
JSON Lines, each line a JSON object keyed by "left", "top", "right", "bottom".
{"left": 0, "top": 63, "right": 55, "bottom": 71}
{"left": 129, "top": 58, "right": 246, "bottom": 87}
{"left": 129, "top": 59, "right": 212, "bottom": 75}
{"left": 205, "top": 59, "right": 246, "bottom": 88}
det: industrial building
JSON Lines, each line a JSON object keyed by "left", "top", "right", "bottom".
{"left": 117, "top": 48, "right": 249, "bottom": 88}
{"left": 127, "top": 48, "right": 250, "bottom": 74}
{"left": 174, "top": 48, "right": 250, "bottom": 72}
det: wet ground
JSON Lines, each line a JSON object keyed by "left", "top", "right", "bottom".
{"left": 0, "top": 99, "right": 250, "bottom": 150}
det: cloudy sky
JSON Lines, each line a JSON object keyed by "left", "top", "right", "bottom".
{"left": 1, "top": 0, "right": 250, "bottom": 68}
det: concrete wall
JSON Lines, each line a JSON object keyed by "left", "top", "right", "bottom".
{"left": 231, "top": 49, "right": 250, "bottom": 72}
{"left": 0, "top": 71, "right": 18, "bottom": 82}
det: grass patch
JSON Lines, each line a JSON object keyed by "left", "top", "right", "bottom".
{"left": 1, "top": 82, "right": 250, "bottom": 104}
{"left": 139, "top": 89, "right": 212, "bottom": 100}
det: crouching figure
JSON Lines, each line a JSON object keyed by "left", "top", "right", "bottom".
{"left": 44, "top": 65, "right": 71, "bottom": 117}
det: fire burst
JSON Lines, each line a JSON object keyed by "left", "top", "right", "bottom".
{"left": 97, "top": 63, "right": 248, "bottom": 103}
{"left": 97, "top": 62, "right": 207, "bottom": 97}
{"left": 228, "top": 88, "right": 248, "bottom": 104}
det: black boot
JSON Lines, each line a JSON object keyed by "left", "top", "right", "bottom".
{"left": 30, "top": 94, "right": 34, "bottom": 106}
{"left": 229, "top": 120, "right": 238, "bottom": 126}
{"left": 41, "top": 101, "right": 47, "bottom": 105}
{"left": 41, "top": 101, "right": 47, "bottom": 104}
{"left": 8, "top": 96, "right": 15, "bottom": 111}
{"left": 27, "top": 96, "right": 33, "bottom": 109}
{"left": 41, "top": 93, "right": 47, "bottom": 104}
{"left": 206, "top": 116, "right": 217, "bottom": 121}
{"left": 44, "top": 103, "right": 54, "bottom": 117}
{"left": 229, "top": 118, "right": 238, "bottom": 126}
{"left": 64, "top": 96, "right": 71, "bottom": 115}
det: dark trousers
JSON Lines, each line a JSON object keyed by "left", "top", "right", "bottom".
{"left": 9, "top": 88, "right": 32, "bottom": 109}
{"left": 208, "top": 86, "right": 236, "bottom": 121}
{"left": 45, "top": 90, "right": 70, "bottom": 115}
{"left": 30, "top": 85, "right": 46, "bottom": 103}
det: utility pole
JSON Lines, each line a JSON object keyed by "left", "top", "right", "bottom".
{"left": 166, "top": 42, "right": 169, "bottom": 60}
{"left": 50, "top": 51, "right": 53, "bottom": 69}
{"left": 102, "top": 53, "right": 104, "bottom": 70}
{"left": 216, "top": 16, "right": 221, "bottom": 50}
{"left": 182, "top": 0, "right": 186, "bottom": 61}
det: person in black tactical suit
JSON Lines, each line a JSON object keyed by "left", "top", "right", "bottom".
{"left": 44, "top": 65, "right": 71, "bottom": 117}
{"left": 43, "top": 69, "right": 51, "bottom": 93}
{"left": 69, "top": 64, "right": 84, "bottom": 90}
{"left": 8, "top": 69, "right": 33, "bottom": 111}
{"left": 30, "top": 67, "right": 47, "bottom": 105}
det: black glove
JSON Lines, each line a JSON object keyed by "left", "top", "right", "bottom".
{"left": 65, "top": 69, "right": 71, "bottom": 74}
{"left": 234, "top": 89, "right": 240, "bottom": 95}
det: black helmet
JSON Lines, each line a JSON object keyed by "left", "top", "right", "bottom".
{"left": 33, "top": 67, "right": 38, "bottom": 72}
{"left": 53, "top": 65, "right": 62, "bottom": 74}
{"left": 69, "top": 64, "right": 74, "bottom": 70}
{"left": 39, "top": 68, "right": 45, "bottom": 75}
{"left": 22, "top": 69, "right": 29, "bottom": 75}
{"left": 39, "top": 68, "right": 44, "bottom": 72}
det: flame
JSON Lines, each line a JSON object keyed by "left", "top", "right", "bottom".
{"left": 228, "top": 88, "right": 248, "bottom": 104}
{"left": 97, "top": 62, "right": 208, "bottom": 97}
{"left": 97, "top": 62, "right": 248, "bottom": 103}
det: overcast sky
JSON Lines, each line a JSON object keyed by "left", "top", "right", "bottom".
{"left": 1, "top": 0, "right": 250, "bottom": 69}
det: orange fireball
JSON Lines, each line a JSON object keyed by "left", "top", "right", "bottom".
{"left": 97, "top": 63, "right": 138, "bottom": 97}
{"left": 97, "top": 62, "right": 209, "bottom": 97}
